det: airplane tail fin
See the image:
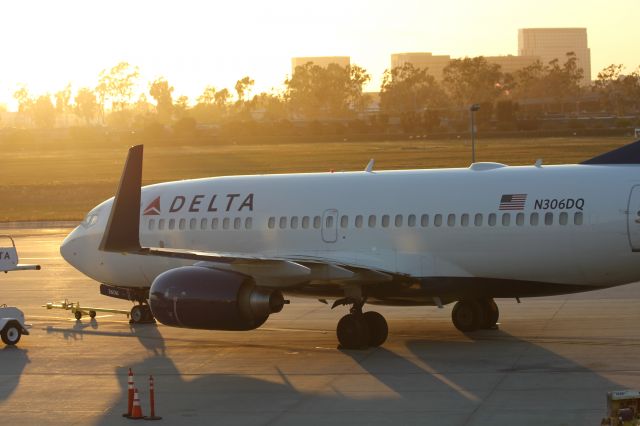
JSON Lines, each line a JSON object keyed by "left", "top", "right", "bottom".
{"left": 99, "top": 145, "right": 144, "bottom": 252}
{"left": 581, "top": 139, "right": 640, "bottom": 165}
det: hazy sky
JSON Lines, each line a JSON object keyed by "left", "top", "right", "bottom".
{"left": 1, "top": 0, "right": 639, "bottom": 109}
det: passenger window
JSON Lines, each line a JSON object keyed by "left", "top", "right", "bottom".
{"left": 279, "top": 217, "right": 287, "bottom": 229}
{"left": 447, "top": 214, "right": 455, "bottom": 227}
{"left": 291, "top": 216, "right": 299, "bottom": 229}
{"left": 502, "top": 213, "right": 510, "bottom": 226}
{"left": 340, "top": 215, "right": 348, "bottom": 228}
{"left": 474, "top": 213, "right": 482, "bottom": 226}
{"left": 169, "top": 218, "right": 175, "bottom": 230}
{"left": 149, "top": 219, "right": 155, "bottom": 230}
{"left": 434, "top": 214, "right": 442, "bottom": 227}
{"left": 325, "top": 215, "right": 334, "bottom": 228}
{"left": 368, "top": 215, "right": 376, "bottom": 227}
{"left": 574, "top": 212, "right": 583, "bottom": 225}
{"left": 381, "top": 215, "right": 390, "bottom": 228}
{"left": 200, "top": 218, "right": 208, "bottom": 230}
{"left": 234, "top": 217, "right": 241, "bottom": 229}
{"left": 461, "top": 214, "right": 469, "bottom": 227}
{"left": 395, "top": 214, "right": 403, "bottom": 227}
{"left": 420, "top": 214, "right": 429, "bottom": 227}
{"left": 408, "top": 214, "right": 416, "bottom": 227}
{"left": 559, "top": 212, "right": 568, "bottom": 225}
{"left": 189, "top": 218, "right": 197, "bottom": 230}
{"left": 268, "top": 217, "right": 275, "bottom": 229}
{"left": 355, "top": 215, "right": 363, "bottom": 228}
{"left": 158, "top": 218, "right": 165, "bottom": 230}
{"left": 488, "top": 214, "right": 496, "bottom": 226}
{"left": 223, "top": 217, "right": 231, "bottom": 230}
{"left": 179, "top": 218, "right": 186, "bottom": 230}
{"left": 245, "top": 217, "right": 252, "bottom": 229}
{"left": 545, "top": 212, "right": 553, "bottom": 225}
{"left": 516, "top": 213, "right": 524, "bottom": 226}
{"left": 212, "top": 218, "right": 219, "bottom": 229}
{"left": 302, "top": 216, "right": 310, "bottom": 229}
{"left": 313, "top": 216, "right": 321, "bottom": 229}
{"left": 530, "top": 213, "right": 539, "bottom": 226}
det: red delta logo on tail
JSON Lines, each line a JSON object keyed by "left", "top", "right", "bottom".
{"left": 143, "top": 196, "right": 161, "bottom": 215}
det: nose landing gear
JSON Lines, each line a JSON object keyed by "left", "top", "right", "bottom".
{"left": 333, "top": 297, "right": 388, "bottom": 350}
{"left": 130, "top": 303, "right": 155, "bottom": 324}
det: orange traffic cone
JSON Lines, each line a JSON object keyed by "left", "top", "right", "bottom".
{"left": 144, "top": 375, "right": 162, "bottom": 420}
{"left": 129, "top": 387, "right": 144, "bottom": 420}
{"left": 122, "top": 368, "right": 135, "bottom": 417}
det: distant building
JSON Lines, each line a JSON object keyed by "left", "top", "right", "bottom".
{"left": 518, "top": 28, "right": 591, "bottom": 85}
{"left": 485, "top": 55, "right": 540, "bottom": 74}
{"left": 291, "top": 56, "right": 350, "bottom": 74}
{"left": 390, "top": 52, "right": 451, "bottom": 81}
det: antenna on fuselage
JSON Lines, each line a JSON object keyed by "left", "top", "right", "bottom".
{"left": 365, "top": 159, "right": 375, "bottom": 173}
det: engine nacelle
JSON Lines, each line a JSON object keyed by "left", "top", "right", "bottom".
{"left": 149, "top": 266, "right": 285, "bottom": 331}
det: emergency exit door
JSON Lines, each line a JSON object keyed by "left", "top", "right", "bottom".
{"left": 627, "top": 185, "right": 640, "bottom": 251}
{"left": 321, "top": 209, "right": 338, "bottom": 243}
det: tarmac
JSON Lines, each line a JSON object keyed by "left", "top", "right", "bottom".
{"left": 1, "top": 225, "right": 640, "bottom": 425}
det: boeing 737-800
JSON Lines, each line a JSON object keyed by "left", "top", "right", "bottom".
{"left": 60, "top": 141, "right": 640, "bottom": 349}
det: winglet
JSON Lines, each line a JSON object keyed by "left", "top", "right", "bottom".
{"left": 99, "top": 145, "right": 144, "bottom": 252}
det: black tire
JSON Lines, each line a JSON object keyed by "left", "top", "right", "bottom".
{"left": 479, "top": 299, "right": 499, "bottom": 329}
{"left": 451, "top": 300, "right": 485, "bottom": 332}
{"left": 74, "top": 311, "right": 82, "bottom": 320}
{"left": 130, "top": 305, "right": 144, "bottom": 323}
{"left": 1, "top": 323, "right": 22, "bottom": 345}
{"left": 337, "top": 314, "right": 370, "bottom": 349}
{"left": 89, "top": 310, "right": 97, "bottom": 319}
{"left": 142, "top": 305, "right": 154, "bottom": 322}
{"left": 363, "top": 311, "right": 388, "bottom": 347}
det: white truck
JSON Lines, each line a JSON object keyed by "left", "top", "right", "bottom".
{"left": 1, "top": 235, "right": 40, "bottom": 345}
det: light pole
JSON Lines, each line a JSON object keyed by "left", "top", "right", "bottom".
{"left": 470, "top": 103, "right": 480, "bottom": 163}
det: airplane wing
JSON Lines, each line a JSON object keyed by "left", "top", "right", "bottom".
{"left": 99, "top": 145, "right": 405, "bottom": 289}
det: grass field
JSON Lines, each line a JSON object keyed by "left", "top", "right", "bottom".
{"left": 0, "top": 135, "right": 632, "bottom": 222}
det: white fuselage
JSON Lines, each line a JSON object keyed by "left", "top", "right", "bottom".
{"left": 60, "top": 163, "right": 640, "bottom": 299}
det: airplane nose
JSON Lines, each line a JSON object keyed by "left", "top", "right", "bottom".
{"left": 60, "top": 226, "right": 83, "bottom": 267}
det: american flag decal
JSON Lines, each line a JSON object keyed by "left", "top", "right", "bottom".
{"left": 499, "top": 194, "right": 527, "bottom": 210}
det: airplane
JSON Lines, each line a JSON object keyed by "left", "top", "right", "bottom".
{"left": 60, "top": 140, "right": 640, "bottom": 349}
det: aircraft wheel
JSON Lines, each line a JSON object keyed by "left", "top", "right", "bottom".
{"left": 1, "top": 323, "right": 22, "bottom": 345}
{"left": 479, "top": 298, "right": 499, "bottom": 329}
{"left": 89, "top": 310, "right": 97, "bottom": 319}
{"left": 142, "top": 305, "right": 154, "bottom": 322}
{"left": 363, "top": 311, "right": 388, "bottom": 347}
{"left": 74, "top": 311, "right": 82, "bottom": 320}
{"left": 337, "top": 313, "right": 370, "bottom": 350}
{"left": 451, "top": 300, "right": 484, "bottom": 332}
{"left": 130, "top": 305, "right": 144, "bottom": 323}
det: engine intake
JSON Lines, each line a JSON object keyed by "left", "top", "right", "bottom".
{"left": 149, "top": 266, "right": 284, "bottom": 331}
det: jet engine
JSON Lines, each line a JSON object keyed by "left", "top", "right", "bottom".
{"left": 149, "top": 266, "right": 285, "bottom": 331}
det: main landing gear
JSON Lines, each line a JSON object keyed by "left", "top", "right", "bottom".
{"left": 451, "top": 298, "right": 499, "bottom": 332}
{"left": 333, "top": 297, "right": 388, "bottom": 350}
{"left": 130, "top": 303, "right": 155, "bottom": 324}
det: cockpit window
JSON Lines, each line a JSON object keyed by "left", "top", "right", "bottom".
{"left": 81, "top": 212, "right": 99, "bottom": 228}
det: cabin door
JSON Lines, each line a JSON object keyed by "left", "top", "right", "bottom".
{"left": 627, "top": 185, "right": 640, "bottom": 251}
{"left": 321, "top": 209, "right": 338, "bottom": 243}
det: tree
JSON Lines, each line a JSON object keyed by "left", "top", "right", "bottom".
{"left": 97, "top": 61, "right": 140, "bottom": 112}
{"left": 285, "top": 62, "right": 370, "bottom": 119}
{"left": 174, "top": 95, "right": 190, "bottom": 119}
{"left": 442, "top": 57, "right": 505, "bottom": 109}
{"left": 214, "top": 88, "right": 231, "bottom": 109}
{"left": 594, "top": 64, "right": 640, "bottom": 115}
{"left": 55, "top": 83, "right": 72, "bottom": 114}
{"left": 13, "top": 85, "right": 33, "bottom": 114}
{"left": 74, "top": 87, "right": 99, "bottom": 124}
{"left": 32, "top": 95, "right": 56, "bottom": 128}
{"left": 544, "top": 52, "right": 584, "bottom": 111}
{"left": 149, "top": 77, "right": 174, "bottom": 124}
{"left": 234, "top": 76, "right": 255, "bottom": 103}
{"left": 380, "top": 63, "right": 449, "bottom": 114}
{"left": 249, "top": 91, "right": 288, "bottom": 121}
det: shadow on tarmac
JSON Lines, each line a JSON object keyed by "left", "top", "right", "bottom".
{"left": 0, "top": 346, "right": 30, "bottom": 402}
{"left": 85, "top": 327, "right": 625, "bottom": 425}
